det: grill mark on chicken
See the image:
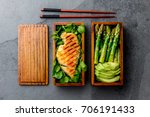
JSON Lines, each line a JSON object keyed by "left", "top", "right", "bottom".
{"left": 62, "top": 50, "right": 78, "bottom": 63}
{"left": 56, "top": 32, "right": 81, "bottom": 78}
{"left": 66, "top": 34, "right": 72, "bottom": 39}
{"left": 58, "top": 45, "right": 80, "bottom": 61}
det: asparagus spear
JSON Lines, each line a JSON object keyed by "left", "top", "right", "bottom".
{"left": 94, "top": 24, "right": 103, "bottom": 64}
{"left": 108, "top": 24, "right": 120, "bottom": 62}
{"left": 105, "top": 28, "right": 115, "bottom": 61}
{"left": 100, "top": 26, "right": 106, "bottom": 49}
{"left": 114, "top": 48, "right": 118, "bottom": 62}
{"left": 95, "top": 24, "right": 99, "bottom": 34}
{"left": 99, "top": 26, "right": 111, "bottom": 63}
{"left": 102, "top": 26, "right": 106, "bottom": 38}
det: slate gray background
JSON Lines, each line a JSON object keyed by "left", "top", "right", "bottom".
{"left": 0, "top": 0, "right": 150, "bottom": 100}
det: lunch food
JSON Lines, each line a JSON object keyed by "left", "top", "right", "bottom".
{"left": 52, "top": 23, "right": 87, "bottom": 84}
{"left": 94, "top": 23, "right": 121, "bottom": 83}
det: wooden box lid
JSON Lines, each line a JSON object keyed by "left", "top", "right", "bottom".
{"left": 18, "top": 24, "right": 48, "bottom": 85}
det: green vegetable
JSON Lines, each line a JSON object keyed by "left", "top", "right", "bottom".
{"left": 64, "top": 23, "right": 77, "bottom": 33}
{"left": 53, "top": 71, "right": 63, "bottom": 79}
{"left": 56, "top": 39, "right": 64, "bottom": 46}
{"left": 79, "top": 60, "right": 87, "bottom": 71}
{"left": 102, "top": 26, "right": 106, "bottom": 38}
{"left": 99, "top": 48, "right": 102, "bottom": 57}
{"left": 108, "top": 24, "right": 120, "bottom": 62}
{"left": 95, "top": 24, "right": 99, "bottom": 34}
{"left": 53, "top": 59, "right": 57, "bottom": 66}
{"left": 95, "top": 68, "right": 120, "bottom": 78}
{"left": 114, "top": 48, "right": 118, "bottom": 62}
{"left": 60, "top": 76, "right": 69, "bottom": 83}
{"left": 106, "top": 28, "right": 115, "bottom": 61}
{"left": 55, "top": 65, "right": 61, "bottom": 72}
{"left": 94, "top": 24, "right": 104, "bottom": 64}
{"left": 96, "top": 76, "right": 120, "bottom": 83}
{"left": 77, "top": 25, "right": 85, "bottom": 33}
{"left": 99, "top": 26, "right": 111, "bottom": 63}
{"left": 95, "top": 62, "right": 120, "bottom": 82}
{"left": 77, "top": 34, "right": 82, "bottom": 45}
{"left": 95, "top": 62, "right": 119, "bottom": 71}
{"left": 52, "top": 59, "right": 61, "bottom": 77}
{"left": 71, "top": 71, "right": 80, "bottom": 83}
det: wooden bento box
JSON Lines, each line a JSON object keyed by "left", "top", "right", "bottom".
{"left": 53, "top": 22, "right": 85, "bottom": 86}
{"left": 91, "top": 22, "right": 123, "bottom": 86}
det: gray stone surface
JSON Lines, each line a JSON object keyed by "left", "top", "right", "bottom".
{"left": 0, "top": 0, "right": 150, "bottom": 100}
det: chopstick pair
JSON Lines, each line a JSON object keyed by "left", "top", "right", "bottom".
{"left": 40, "top": 8, "right": 116, "bottom": 19}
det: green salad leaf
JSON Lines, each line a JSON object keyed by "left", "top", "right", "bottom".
{"left": 71, "top": 71, "right": 80, "bottom": 83}
{"left": 60, "top": 76, "right": 70, "bottom": 84}
{"left": 77, "top": 25, "right": 85, "bottom": 33}
{"left": 52, "top": 23, "right": 87, "bottom": 83}
{"left": 63, "top": 23, "right": 77, "bottom": 33}
{"left": 77, "top": 34, "right": 82, "bottom": 45}
{"left": 53, "top": 71, "right": 63, "bottom": 79}
{"left": 77, "top": 59, "right": 87, "bottom": 72}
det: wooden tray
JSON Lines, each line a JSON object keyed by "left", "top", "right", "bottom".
{"left": 91, "top": 22, "right": 123, "bottom": 86}
{"left": 18, "top": 24, "right": 49, "bottom": 85}
{"left": 53, "top": 22, "right": 85, "bottom": 86}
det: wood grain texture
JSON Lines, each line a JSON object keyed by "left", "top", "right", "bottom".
{"left": 18, "top": 24, "right": 48, "bottom": 85}
{"left": 53, "top": 22, "right": 85, "bottom": 86}
{"left": 91, "top": 22, "right": 123, "bottom": 86}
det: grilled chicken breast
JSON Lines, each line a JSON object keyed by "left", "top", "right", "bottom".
{"left": 56, "top": 32, "right": 81, "bottom": 78}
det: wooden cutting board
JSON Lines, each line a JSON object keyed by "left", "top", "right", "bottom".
{"left": 18, "top": 24, "right": 48, "bottom": 85}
